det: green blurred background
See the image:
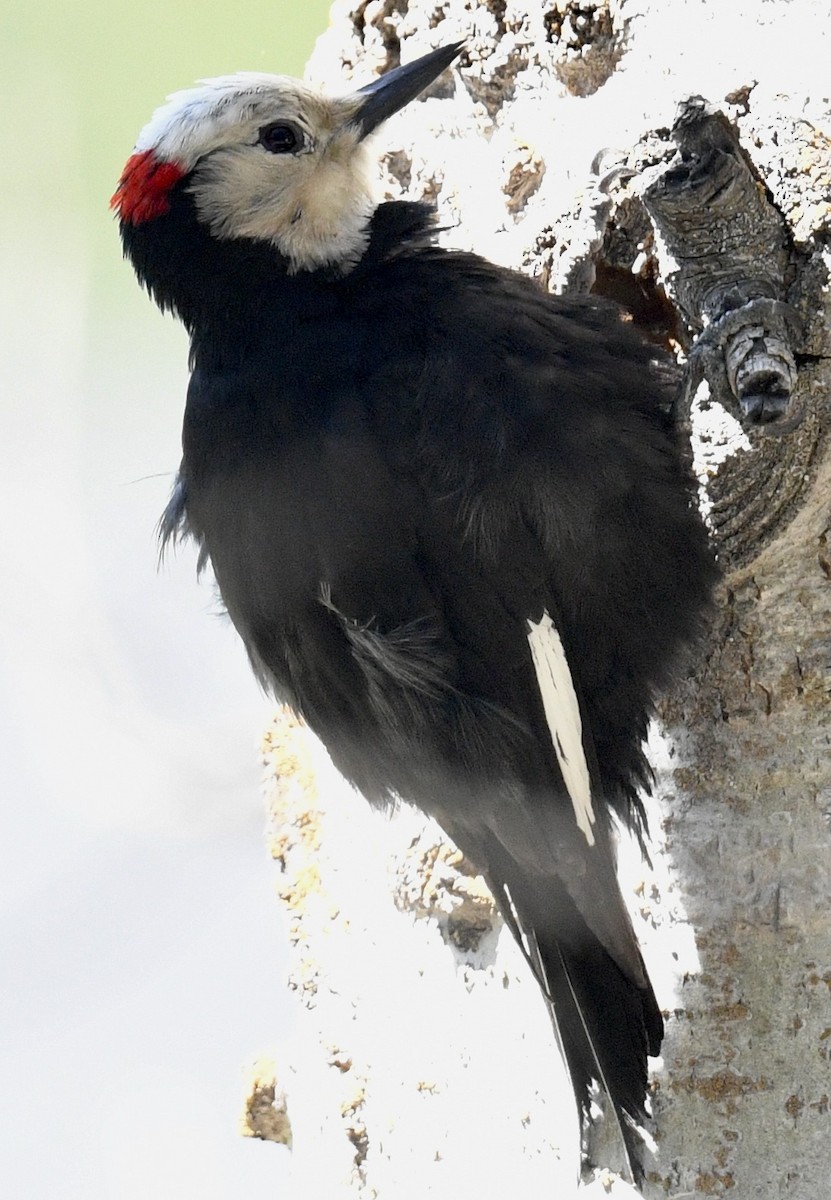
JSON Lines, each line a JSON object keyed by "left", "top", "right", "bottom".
{"left": 1, "top": 4, "right": 332, "bottom": 1198}
{"left": 5, "top": 0, "right": 334, "bottom": 294}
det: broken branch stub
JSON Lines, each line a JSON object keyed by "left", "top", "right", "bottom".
{"left": 642, "top": 95, "right": 802, "bottom": 432}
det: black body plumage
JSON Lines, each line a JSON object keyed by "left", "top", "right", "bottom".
{"left": 117, "top": 58, "right": 716, "bottom": 1178}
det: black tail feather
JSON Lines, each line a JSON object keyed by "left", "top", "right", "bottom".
{"left": 535, "top": 926, "right": 662, "bottom": 1183}
{"left": 489, "top": 868, "right": 662, "bottom": 1184}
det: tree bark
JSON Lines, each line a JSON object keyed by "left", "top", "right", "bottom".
{"left": 250, "top": 3, "right": 831, "bottom": 1196}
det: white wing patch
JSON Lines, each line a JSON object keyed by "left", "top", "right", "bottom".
{"left": 527, "top": 611, "right": 596, "bottom": 846}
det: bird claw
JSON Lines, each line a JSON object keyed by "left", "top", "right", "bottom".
{"left": 590, "top": 147, "right": 635, "bottom": 194}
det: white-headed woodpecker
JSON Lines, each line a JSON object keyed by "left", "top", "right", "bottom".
{"left": 113, "top": 42, "right": 716, "bottom": 1178}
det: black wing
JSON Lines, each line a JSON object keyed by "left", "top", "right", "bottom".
{"left": 177, "top": 234, "right": 714, "bottom": 1173}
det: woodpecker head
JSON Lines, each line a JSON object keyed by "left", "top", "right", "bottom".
{"left": 112, "top": 43, "right": 462, "bottom": 278}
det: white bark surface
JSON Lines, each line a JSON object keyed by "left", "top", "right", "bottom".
{"left": 246, "top": 4, "right": 831, "bottom": 1196}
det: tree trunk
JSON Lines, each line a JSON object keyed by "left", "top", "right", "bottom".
{"left": 248, "top": 3, "right": 831, "bottom": 1196}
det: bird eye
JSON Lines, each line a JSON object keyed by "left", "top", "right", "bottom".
{"left": 258, "top": 122, "right": 303, "bottom": 154}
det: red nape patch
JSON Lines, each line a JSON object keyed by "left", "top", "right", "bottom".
{"left": 110, "top": 150, "right": 186, "bottom": 225}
